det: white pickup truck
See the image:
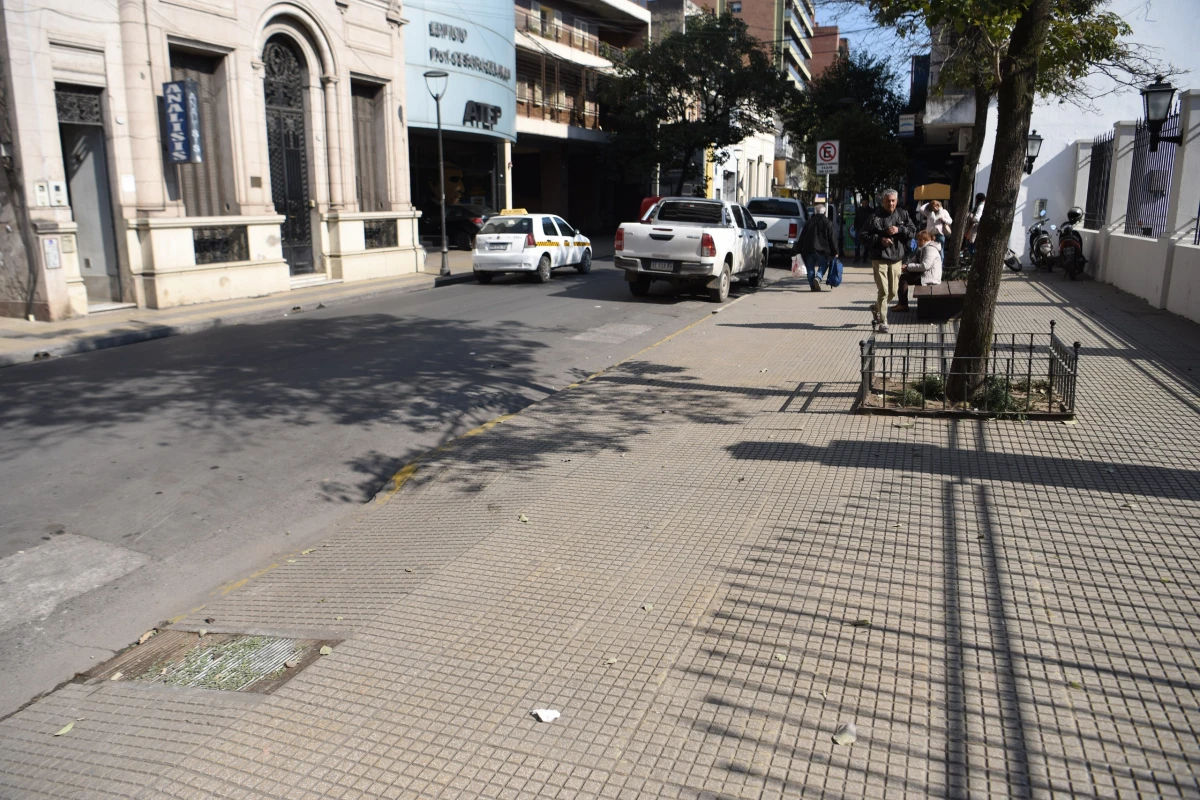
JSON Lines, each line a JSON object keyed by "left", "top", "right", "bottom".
{"left": 614, "top": 198, "right": 767, "bottom": 302}
{"left": 746, "top": 197, "right": 807, "bottom": 261}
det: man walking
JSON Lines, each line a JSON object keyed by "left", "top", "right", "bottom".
{"left": 862, "top": 189, "right": 916, "bottom": 333}
{"left": 792, "top": 201, "right": 840, "bottom": 292}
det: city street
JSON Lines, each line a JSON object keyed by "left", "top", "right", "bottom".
{"left": 0, "top": 261, "right": 758, "bottom": 715}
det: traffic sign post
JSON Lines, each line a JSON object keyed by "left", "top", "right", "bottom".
{"left": 816, "top": 140, "right": 839, "bottom": 175}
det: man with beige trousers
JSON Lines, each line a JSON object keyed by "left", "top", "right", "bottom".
{"left": 861, "top": 189, "right": 917, "bottom": 333}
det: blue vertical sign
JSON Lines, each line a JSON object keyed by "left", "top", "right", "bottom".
{"left": 164, "top": 80, "right": 203, "bottom": 163}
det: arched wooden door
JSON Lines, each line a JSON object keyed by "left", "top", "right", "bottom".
{"left": 263, "top": 37, "right": 313, "bottom": 275}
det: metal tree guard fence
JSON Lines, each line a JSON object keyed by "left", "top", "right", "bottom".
{"left": 1084, "top": 130, "right": 1114, "bottom": 229}
{"left": 1124, "top": 107, "right": 1180, "bottom": 237}
{"left": 856, "top": 322, "right": 1080, "bottom": 418}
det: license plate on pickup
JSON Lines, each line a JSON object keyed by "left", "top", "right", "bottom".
{"left": 649, "top": 260, "right": 674, "bottom": 272}
{"left": 488, "top": 242, "right": 508, "bottom": 251}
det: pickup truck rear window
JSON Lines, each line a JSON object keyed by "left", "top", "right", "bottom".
{"left": 480, "top": 218, "right": 533, "bottom": 235}
{"left": 656, "top": 201, "right": 724, "bottom": 224}
{"left": 747, "top": 199, "right": 801, "bottom": 216}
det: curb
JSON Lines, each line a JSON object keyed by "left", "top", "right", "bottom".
{"left": 433, "top": 272, "right": 478, "bottom": 288}
{"left": 0, "top": 273, "right": 462, "bottom": 369}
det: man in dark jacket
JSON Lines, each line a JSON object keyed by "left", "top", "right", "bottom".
{"left": 862, "top": 189, "right": 916, "bottom": 332}
{"left": 792, "top": 202, "right": 840, "bottom": 292}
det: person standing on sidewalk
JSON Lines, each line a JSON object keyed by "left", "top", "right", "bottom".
{"left": 918, "top": 200, "right": 953, "bottom": 245}
{"left": 863, "top": 189, "right": 916, "bottom": 333}
{"left": 852, "top": 198, "right": 873, "bottom": 262}
{"left": 792, "top": 202, "right": 840, "bottom": 292}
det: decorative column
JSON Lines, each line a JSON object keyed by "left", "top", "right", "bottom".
{"left": 1159, "top": 89, "right": 1200, "bottom": 309}
{"left": 117, "top": 0, "right": 165, "bottom": 210}
{"left": 1070, "top": 139, "right": 1093, "bottom": 210}
{"left": 322, "top": 75, "right": 344, "bottom": 209}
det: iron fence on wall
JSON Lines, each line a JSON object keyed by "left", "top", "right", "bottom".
{"left": 1083, "top": 130, "right": 1113, "bottom": 229}
{"left": 1195, "top": 197, "right": 1200, "bottom": 246}
{"left": 1124, "top": 107, "right": 1180, "bottom": 237}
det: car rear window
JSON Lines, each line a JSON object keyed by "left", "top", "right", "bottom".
{"left": 656, "top": 201, "right": 724, "bottom": 224}
{"left": 479, "top": 217, "right": 532, "bottom": 235}
{"left": 746, "top": 199, "right": 801, "bottom": 216}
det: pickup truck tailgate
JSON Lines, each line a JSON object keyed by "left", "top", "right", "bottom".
{"left": 623, "top": 223, "right": 704, "bottom": 260}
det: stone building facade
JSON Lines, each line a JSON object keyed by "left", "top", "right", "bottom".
{"left": 0, "top": 0, "right": 421, "bottom": 321}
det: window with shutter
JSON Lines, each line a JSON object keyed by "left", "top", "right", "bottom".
{"left": 169, "top": 51, "right": 229, "bottom": 217}
{"left": 351, "top": 82, "right": 385, "bottom": 211}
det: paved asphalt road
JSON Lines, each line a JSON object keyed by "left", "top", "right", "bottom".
{"left": 0, "top": 261, "right": 771, "bottom": 715}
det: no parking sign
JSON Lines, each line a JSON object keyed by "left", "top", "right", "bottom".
{"left": 816, "top": 140, "right": 839, "bottom": 175}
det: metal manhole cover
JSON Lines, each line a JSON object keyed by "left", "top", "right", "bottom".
{"left": 84, "top": 630, "right": 338, "bottom": 694}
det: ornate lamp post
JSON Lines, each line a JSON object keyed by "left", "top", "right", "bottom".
{"left": 1024, "top": 130, "right": 1043, "bottom": 175}
{"left": 424, "top": 70, "right": 451, "bottom": 277}
{"left": 1142, "top": 75, "right": 1182, "bottom": 152}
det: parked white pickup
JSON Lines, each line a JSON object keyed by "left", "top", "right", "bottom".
{"left": 746, "top": 197, "right": 807, "bottom": 260}
{"left": 613, "top": 198, "right": 767, "bottom": 302}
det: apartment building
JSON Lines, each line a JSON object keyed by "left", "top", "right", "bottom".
{"left": 511, "top": 0, "right": 650, "bottom": 233}
{"left": 809, "top": 24, "right": 849, "bottom": 79}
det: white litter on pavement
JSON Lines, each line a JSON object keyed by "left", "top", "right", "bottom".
{"left": 531, "top": 708, "right": 561, "bottom": 722}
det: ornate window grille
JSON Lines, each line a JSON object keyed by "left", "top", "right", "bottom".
{"left": 55, "top": 87, "right": 103, "bottom": 125}
{"left": 364, "top": 218, "right": 397, "bottom": 250}
{"left": 193, "top": 226, "right": 249, "bottom": 264}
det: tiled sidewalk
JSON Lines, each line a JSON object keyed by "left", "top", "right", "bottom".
{"left": 1, "top": 265, "right": 1197, "bottom": 798}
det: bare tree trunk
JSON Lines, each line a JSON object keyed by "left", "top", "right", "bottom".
{"left": 947, "top": 0, "right": 1052, "bottom": 402}
{"left": 945, "top": 85, "right": 991, "bottom": 274}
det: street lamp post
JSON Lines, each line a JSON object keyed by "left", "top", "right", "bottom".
{"left": 424, "top": 70, "right": 451, "bottom": 277}
{"left": 1142, "top": 75, "right": 1182, "bottom": 152}
{"left": 1025, "top": 130, "right": 1043, "bottom": 175}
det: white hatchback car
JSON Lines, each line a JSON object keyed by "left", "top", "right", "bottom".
{"left": 472, "top": 211, "right": 592, "bottom": 283}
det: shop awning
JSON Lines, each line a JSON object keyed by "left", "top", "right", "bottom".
{"left": 914, "top": 183, "right": 951, "bottom": 201}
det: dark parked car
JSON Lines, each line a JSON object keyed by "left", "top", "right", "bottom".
{"left": 420, "top": 204, "right": 495, "bottom": 250}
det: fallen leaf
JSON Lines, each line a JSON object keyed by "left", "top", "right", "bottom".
{"left": 198, "top": 629, "right": 207, "bottom": 637}
{"left": 284, "top": 660, "right": 299, "bottom": 669}
{"left": 404, "top": 568, "right": 413, "bottom": 573}
{"left": 335, "top": 616, "right": 343, "bottom": 621}
{"left": 109, "top": 672, "right": 122, "bottom": 682}
{"left": 160, "top": 667, "right": 168, "bottom": 675}
{"left": 774, "top": 653, "right": 787, "bottom": 663}
{"left": 1160, "top": 577, "right": 1172, "bottom": 584}
{"left": 518, "top": 514, "right": 529, "bottom": 523}
{"left": 893, "top": 421, "right": 916, "bottom": 429}
{"left": 1105, "top": 468, "right": 1116, "bottom": 474}
{"left": 604, "top": 658, "right": 618, "bottom": 666}
{"left": 641, "top": 603, "right": 654, "bottom": 612}
{"left": 301, "top": 548, "right": 315, "bottom": 555}
{"left": 1068, "top": 680, "right": 1083, "bottom": 690}
{"left": 319, "top": 645, "right": 333, "bottom": 656}
{"left": 138, "top": 630, "right": 156, "bottom": 645}
{"left": 831, "top": 722, "right": 856, "bottom": 746}
{"left": 1062, "top": 419, "right": 1077, "bottom": 425}
{"left": 1121, "top": 503, "right": 1139, "bottom": 510}
{"left": 286, "top": 559, "right": 297, "bottom": 564}
{"left": 53, "top": 722, "right": 74, "bottom": 736}
{"left": 850, "top": 619, "right": 871, "bottom": 628}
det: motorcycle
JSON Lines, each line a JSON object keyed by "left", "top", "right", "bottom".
{"left": 1057, "top": 206, "right": 1087, "bottom": 281}
{"left": 1028, "top": 209, "right": 1056, "bottom": 271}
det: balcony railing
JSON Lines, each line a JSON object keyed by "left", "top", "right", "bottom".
{"left": 518, "top": 6, "right": 621, "bottom": 60}
{"left": 515, "top": 81, "right": 600, "bottom": 130}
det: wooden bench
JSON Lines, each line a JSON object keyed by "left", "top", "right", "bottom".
{"left": 913, "top": 280, "right": 967, "bottom": 321}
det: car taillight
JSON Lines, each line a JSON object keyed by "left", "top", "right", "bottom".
{"left": 524, "top": 233, "right": 536, "bottom": 249}
{"left": 615, "top": 227, "right": 624, "bottom": 251}
{"left": 701, "top": 233, "right": 716, "bottom": 258}
{"left": 471, "top": 217, "right": 483, "bottom": 226}
{"left": 788, "top": 223, "right": 797, "bottom": 238}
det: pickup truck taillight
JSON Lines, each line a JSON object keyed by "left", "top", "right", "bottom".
{"left": 788, "top": 222, "right": 798, "bottom": 239}
{"left": 615, "top": 227, "right": 625, "bottom": 251}
{"left": 700, "top": 233, "right": 716, "bottom": 258}
{"left": 524, "top": 233, "right": 536, "bottom": 249}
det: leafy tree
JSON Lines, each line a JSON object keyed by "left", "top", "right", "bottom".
{"left": 605, "top": 13, "right": 795, "bottom": 195}
{"left": 865, "top": 0, "right": 1176, "bottom": 400}
{"left": 784, "top": 52, "right": 908, "bottom": 202}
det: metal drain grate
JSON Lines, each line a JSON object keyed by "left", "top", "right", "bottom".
{"left": 84, "top": 630, "right": 338, "bottom": 694}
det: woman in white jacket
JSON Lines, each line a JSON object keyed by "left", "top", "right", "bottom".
{"left": 918, "top": 200, "right": 953, "bottom": 244}
{"left": 892, "top": 230, "right": 942, "bottom": 312}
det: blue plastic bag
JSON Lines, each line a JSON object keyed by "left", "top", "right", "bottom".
{"left": 827, "top": 257, "right": 843, "bottom": 288}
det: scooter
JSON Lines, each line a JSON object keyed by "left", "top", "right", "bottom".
{"left": 1028, "top": 209, "right": 1056, "bottom": 271}
{"left": 1057, "top": 206, "right": 1087, "bottom": 280}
